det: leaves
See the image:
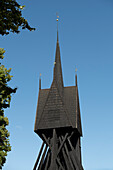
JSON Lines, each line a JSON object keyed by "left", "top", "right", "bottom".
{"left": 0, "top": 48, "right": 5, "bottom": 59}
{"left": 0, "top": 49, "right": 17, "bottom": 168}
{"left": 0, "top": 0, "right": 34, "bottom": 167}
{"left": 0, "top": 0, "right": 35, "bottom": 35}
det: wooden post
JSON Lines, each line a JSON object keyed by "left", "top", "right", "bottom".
{"left": 38, "top": 144, "right": 48, "bottom": 170}
{"left": 44, "top": 149, "right": 51, "bottom": 169}
{"left": 50, "top": 129, "right": 57, "bottom": 170}
{"left": 33, "top": 142, "right": 44, "bottom": 170}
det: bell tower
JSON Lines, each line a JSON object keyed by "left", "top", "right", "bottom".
{"left": 33, "top": 18, "right": 84, "bottom": 170}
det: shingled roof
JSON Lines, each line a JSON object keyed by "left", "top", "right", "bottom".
{"left": 34, "top": 31, "right": 82, "bottom": 136}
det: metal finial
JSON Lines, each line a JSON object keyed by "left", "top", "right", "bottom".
{"left": 75, "top": 68, "right": 77, "bottom": 72}
{"left": 40, "top": 73, "right": 41, "bottom": 77}
{"left": 56, "top": 13, "right": 59, "bottom": 42}
{"left": 56, "top": 13, "right": 59, "bottom": 22}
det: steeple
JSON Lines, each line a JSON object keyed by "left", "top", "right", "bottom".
{"left": 34, "top": 17, "right": 84, "bottom": 170}
{"left": 53, "top": 17, "right": 64, "bottom": 97}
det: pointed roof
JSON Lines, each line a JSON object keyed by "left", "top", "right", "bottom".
{"left": 37, "top": 32, "right": 72, "bottom": 129}
{"left": 34, "top": 28, "right": 83, "bottom": 137}
{"left": 53, "top": 31, "right": 64, "bottom": 97}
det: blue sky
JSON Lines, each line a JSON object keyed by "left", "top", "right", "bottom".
{"left": 0, "top": 0, "right": 113, "bottom": 169}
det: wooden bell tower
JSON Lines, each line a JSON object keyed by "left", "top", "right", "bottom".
{"left": 33, "top": 19, "right": 84, "bottom": 170}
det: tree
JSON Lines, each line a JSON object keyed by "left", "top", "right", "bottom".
{"left": 0, "top": 0, "right": 35, "bottom": 168}
{"left": 0, "top": 48, "right": 17, "bottom": 169}
{"left": 0, "top": 0, "right": 35, "bottom": 35}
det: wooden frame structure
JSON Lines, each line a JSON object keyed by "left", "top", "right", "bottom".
{"left": 34, "top": 30, "right": 84, "bottom": 170}
{"left": 33, "top": 129, "right": 83, "bottom": 170}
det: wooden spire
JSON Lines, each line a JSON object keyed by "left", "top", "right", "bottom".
{"left": 53, "top": 23, "right": 64, "bottom": 97}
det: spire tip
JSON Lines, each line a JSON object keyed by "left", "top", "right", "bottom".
{"left": 56, "top": 13, "right": 59, "bottom": 42}
{"left": 75, "top": 68, "right": 77, "bottom": 86}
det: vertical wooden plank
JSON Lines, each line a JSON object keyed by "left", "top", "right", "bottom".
{"left": 50, "top": 129, "right": 57, "bottom": 170}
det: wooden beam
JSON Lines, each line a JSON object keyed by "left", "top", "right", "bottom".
{"left": 56, "top": 158, "right": 65, "bottom": 170}
{"left": 67, "top": 137, "right": 83, "bottom": 170}
{"left": 42, "top": 134, "right": 51, "bottom": 149}
{"left": 61, "top": 136, "right": 75, "bottom": 170}
{"left": 38, "top": 144, "right": 48, "bottom": 170}
{"left": 50, "top": 129, "right": 57, "bottom": 170}
{"left": 70, "top": 151, "right": 79, "bottom": 170}
{"left": 59, "top": 136, "right": 70, "bottom": 170}
{"left": 44, "top": 149, "right": 51, "bottom": 169}
{"left": 57, "top": 133, "right": 68, "bottom": 156}
{"left": 42, "top": 133, "right": 65, "bottom": 170}
{"left": 33, "top": 142, "right": 45, "bottom": 170}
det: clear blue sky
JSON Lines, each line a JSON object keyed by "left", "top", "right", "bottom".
{"left": 0, "top": 0, "right": 113, "bottom": 170}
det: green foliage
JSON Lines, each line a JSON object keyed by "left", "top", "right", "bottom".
{"left": 0, "top": 0, "right": 35, "bottom": 168}
{"left": 0, "top": 0, "right": 35, "bottom": 35}
{"left": 0, "top": 48, "right": 17, "bottom": 169}
{"left": 0, "top": 49, "right": 5, "bottom": 59}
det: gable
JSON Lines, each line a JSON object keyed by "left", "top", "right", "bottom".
{"left": 37, "top": 82, "right": 71, "bottom": 129}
